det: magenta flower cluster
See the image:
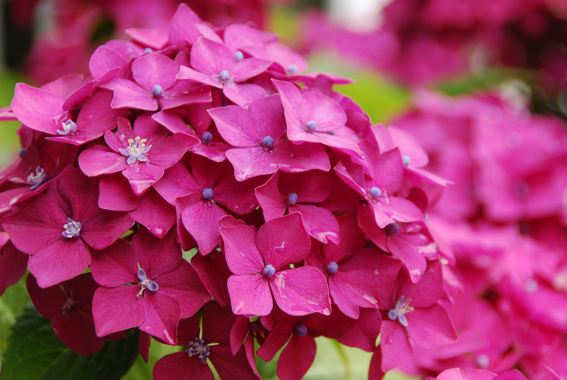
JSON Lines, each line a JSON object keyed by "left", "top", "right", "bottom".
{"left": 0, "top": 4, "right": 459, "bottom": 379}
{"left": 391, "top": 89, "right": 567, "bottom": 380}
{"left": 303, "top": 0, "right": 567, "bottom": 88}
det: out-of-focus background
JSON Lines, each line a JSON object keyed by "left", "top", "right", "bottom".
{"left": 1, "top": 0, "right": 567, "bottom": 379}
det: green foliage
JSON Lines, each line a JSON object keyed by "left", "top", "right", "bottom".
{"left": 0, "top": 70, "right": 23, "bottom": 170}
{"left": 1, "top": 306, "right": 139, "bottom": 380}
{"left": 0, "top": 277, "right": 30, "bottom": 363}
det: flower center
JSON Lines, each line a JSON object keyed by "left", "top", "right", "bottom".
{"left": 388, "top": 296, "right": 413, "bottom": 327}
{"left": 19, "top": 148, "right": 26, "bottom": 158}
{"left": 295, "top": 324, "right": 307, "bottom": 336}
{"left": 27, "top": 166, "right": 46, "bottom": 190}
{"left": 119, "top": 136, "right": 152, "bottom": 165}
{"left": 144, "top": 48, "right": 153, "bottom": 54}
{"left": 286, "top": 193, "right": 298, "bottom": 206}
{"left": 152, "top": 84, "right": 164, "bottom": 97}
{"left": 261, "top": 136, "right": 275, "bottom": 150}
{"left": 304, "top": 120, "right": 317, "bottom": 132}
{"left": 57, "top": 120, "right": 77, "bottom": 136}
{"left": 202, "top": 188, "right": 214, "bottom": 200}
{"left": 368, "top": 187, "right": 382, "bottom": 200}
{"left": 186, "top": 338, "right": 210, "bottom": 364}
{"left": 202, "top": 131, "right": 213, "bottom": 144}
{"left": 514, "top": 181, "right": 530, "bottom": 198}
{"left": 402, "top": 155, "right": 411, "bottom": 167}
{"left": 219, "top": 71, "right": 230, "bottom": 82}
{"left": 137, "top": 268, "right": 158, "bottom": 298}
{"left": 62, "top": 218, "right": 82, "bottom": 239}
{"left": 61, "top": 297, "right": 76, "bottom": 314}
{"left": 234, "top": 51, "right": 244, "bottom": 61}
{"left": 263, "top": 264, "right": 276, "bottom": 278}
{"left": 326, "top": 261, "right": 339, "bottom": 275}
{"left": 384, "top": 223, "right": 399, "bottom": 236}
{"left": 287, "top": 64, "right": 298, "bottom": 75}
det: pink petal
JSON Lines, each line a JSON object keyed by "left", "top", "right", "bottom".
{"left": 0, "top": 243, "right": 28, "bottom": 296}
{"left": 270, "top": 267, "right": 331, "bottom": 316}
{"left": 157, "top": 260, "right": 210, "bottom": 319}
{"left": 11, "top": 84, "right": 62, "bottom": 134}
{"left": 51, "top": 309, "right": 104, "bottom": 355}
{"left": 380, "top": 320, "right": 413, "bottom": 372}
{"left": 190, "top": 37, "right": 234, "bottom": 76}
{"left": 180, "top": 193, "right": 227, "bottom": 255}
{"left": 78, "top": 148, "right": 127, "bottom": 177}
{"left": 220, "top": 223, "right": 264, "bottom": 275}
{"left": 176, "top": 66, "right": 222, "bottom": 88}
{"left": 89, "top": 239, "right": 138, "bottom": 287}
{"left": 191, "top": 251, "right": 232, "bottom": 308}
{"left": 291, "top": 204, "right": 339, "bottom": 244}
{"left": 133, "top": 228, "right": 182, "bottom": 279}
{"left": 223, "top": 83, "right": 265, "bottom": 106}
{"left": 153, "top": 162, "right": 200, "bottom": 205}
{"left": 132, "top": 53, "right": 179, "bottom": 92}
{"left": 302, "top": 91, "right": 347, "bottom": 132}
{"left": 92, "top": 286, "right": 145, "bottom": 337}
{"left": 230, "top": 58, "right": 272, "bottom": 82}
{"left": 228, "top": 274, "right": 273, "bottom": 316}
{"left": 209, "top": 104, "right": 265, "bottom": 147}
{"left": 98, "top": 176, "right": 141, "bottom": 212}
{"left": 28, "top": 238, "right": 90, "bottom": 288}
{"left": 111, "top": 79, "right": 158, "bottom": 111}
{"left": 154, "top": 352, "right": 214, "bottom": 380}
{"left": 257, "top": 212, "right": 311, "bottom": 269}
{"left": 126, "top": 28, "right": 168, "bottom": 49}
{"left": 209, "top": 345, "right": 258, "bottom": 380}
{"left": 255, "top": 172, "right": 288, "bottom": 222}
{"left": 405, "top": 305, "right": 458, "bottom": 349}
{"left": 277, "top": 334, "right": 317, "bottom": 380}
{"left": 337, "top": 308, "right": 382, "bottom": 352}
{"left": 167, "top": 4, "right": 202, "bottom": 47}
{"left": 141, "top": 292, "right": 181, "bottom": 345}
{"left": 397, "top": 260, "right": 444, "bottom": 308}
{"left": 80, "top": 210, "right": 134, "bottom": 250}
{"left": 130, "top": 189, "right": 175, "bottom": 238}
{"left": 122, "top": 162, "right": 165, "bottom": 196}
{"left": 159, "top": 82, "right": 211, "bottom": 110}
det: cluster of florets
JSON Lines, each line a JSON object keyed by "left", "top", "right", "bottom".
{"left": 390, "top": 88, "right": 567, "bottom": 380}
{"left": 303, "top": 0, "right": 567, "bottom": 88}
{"left": 12, "top": 0, "right": 273, "bottom": 85}
{"left": 0, "top": 4, "right": 457, "bottom": 379}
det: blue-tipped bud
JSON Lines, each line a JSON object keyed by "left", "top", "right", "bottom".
{"left": 219, "top": 71, "right": 230, "bottom": 81}
{"left": 287, "top": 64, "right": 298, "bottom": 75}
{"left": 144, "top": 48, "right": 153, "bottom": 53}
{"left": 19, "top": 148, "right": 26, "bottom": 158}
{"left": 147, "top": 281, "right": 159, "bottom": 292}
{"left": 202, "top": 131, "right": 213, "bottom": 144}
{"left": 305, "top": 120, "right": 317, "bottom": 132}
{"left": 152, "top": 84, "right": 163, "bottom": 97}
{"left": 368, "top": 187, "right": 382, "bottom": 199}
{"left": 327, "top": 261, "right": 339, "bottom": 275}
{"left": 202, "top": 188, "right": 214, "bottom": 200}
{"left": 287, "top": 193, "right": 298, "bottom": 206}
{"left": 263, "top": 264, "right": 276, "bottom": 278}
{"left": 261, "top": 136, "right": 275, "bottom": 149}
{"left": 384, "top": 223, "right": 399, "bottom": 236}
{"left": 234, "top": 51, "right": 244, "bottom": 61}
{"left": 388, "top": 309, "right": 398, "bottom": 321}
{"left": 137, "top": 268, "right": 147, "bottom": 281}
{"left": 402, "top": 155, "right": 411, "bottom": 167}
{"left": 295, "top": 324, "right": 307, "bottom": 336}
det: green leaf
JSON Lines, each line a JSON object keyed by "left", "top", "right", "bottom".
{"left": 0, "top": 277, "right": 30, "bottom": 360}
{"left": 1, "top": 305, "right": 139, "bottom": 380}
